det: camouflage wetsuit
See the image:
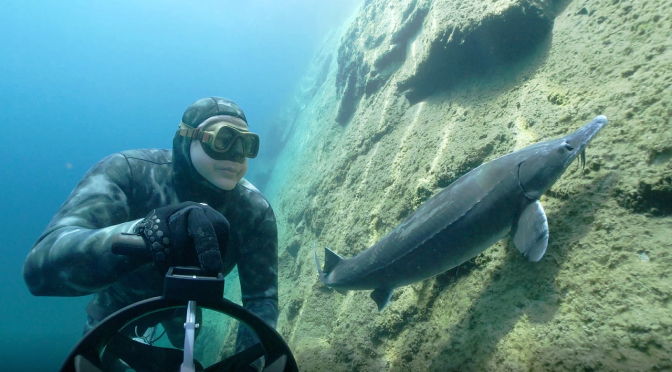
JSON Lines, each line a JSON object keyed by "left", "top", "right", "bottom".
{"left": 23, "top": 126, "right": 278, "bottom": 347}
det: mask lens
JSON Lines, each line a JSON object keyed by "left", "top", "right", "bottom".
{"left": 242, "top": 135, "right": 259, "bottom": 158}
{"left": 213, "top": 127, "right": 234, "bottom": 151}
{"left": 203, "top": 124, "right": 259, "bottom": 158}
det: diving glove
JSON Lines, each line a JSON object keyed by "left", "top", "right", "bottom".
{"left": 135, "top": 202, "right": 230, "bottom": 275}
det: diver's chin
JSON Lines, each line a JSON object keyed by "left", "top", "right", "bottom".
{"left": 206, "top": 174, "right": 238, "bottom": 191}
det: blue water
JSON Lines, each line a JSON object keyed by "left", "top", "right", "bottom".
{"left": 0, "top": 1, "right": 359, "bottom": 370}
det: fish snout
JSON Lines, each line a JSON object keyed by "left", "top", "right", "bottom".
{"left": 565, "top": 115, "right": 607, "bottom": 156}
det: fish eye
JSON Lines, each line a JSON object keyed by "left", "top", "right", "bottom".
{"left": 563, "top": 142, "right": 574, "bottom": 151}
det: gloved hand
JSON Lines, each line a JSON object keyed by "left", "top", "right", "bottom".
{"left": 136, "top": 201, "right": 229, "bottom": 275}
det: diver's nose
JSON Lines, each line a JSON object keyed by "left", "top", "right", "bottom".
{"left": 229, "top": 137, "right": 245, "bottom": 162}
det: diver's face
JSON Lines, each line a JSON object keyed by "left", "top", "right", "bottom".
{"left": 190, "top": 116, "right": 249, "bottom": 191}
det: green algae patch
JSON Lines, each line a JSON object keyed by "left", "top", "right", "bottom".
{"left": 547, "top": 91, "right": 569, "bottom": 106}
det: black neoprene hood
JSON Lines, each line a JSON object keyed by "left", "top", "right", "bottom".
{"left": 181, "top": 97, "right": 248, "bottom": 127}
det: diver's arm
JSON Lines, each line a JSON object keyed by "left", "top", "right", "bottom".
{"left": 236, "top": 206, "right": 279, "bottom": 349}
{"left": 23, "top": 153, "right": 147, "bottom": 297}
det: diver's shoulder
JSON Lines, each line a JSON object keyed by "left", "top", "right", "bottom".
{"left": 118, "top": 149, "right": 172, "bottom": 165}
{"left": 235, "top": 178, "right": 271, "bottom": 210}
{"left": 238, "top": 178, "right": 261, "bottom": 193}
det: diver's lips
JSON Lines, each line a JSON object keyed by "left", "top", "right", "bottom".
{"left": 216, "top": 167, "right": 238, "bottom": 173}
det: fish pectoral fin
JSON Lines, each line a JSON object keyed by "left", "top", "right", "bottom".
{"left": 323, "top": 247, "right": 344, "bottom": 274}
{"left": 512, "top": 200, "right": 549, "bottom": 262}
{"left": 370, "top": 288, "right": 393, "bottom": 312}
{"left": 335, "top": 288, "right": 348, "bottom": 295}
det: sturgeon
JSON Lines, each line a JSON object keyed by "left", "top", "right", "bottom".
{"left": 314, "top": 115, "right": 608, "bottom": 311}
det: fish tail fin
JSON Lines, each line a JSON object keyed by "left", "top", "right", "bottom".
{"left": 312, "top": 243, "right": 323, "bottom": 275}
{"left": 370, "top": 288, "right": 393, "bottom": 312}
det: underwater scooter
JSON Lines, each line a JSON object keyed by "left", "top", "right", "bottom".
{"left": 59, "top": 233, "right": 298, "bottom": 372}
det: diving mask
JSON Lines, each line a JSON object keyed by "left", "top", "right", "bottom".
{"left": 178, "top": 121, "right": 259, "bottom": 159}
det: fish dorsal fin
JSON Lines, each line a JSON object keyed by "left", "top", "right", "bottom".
{"left": 370, "top": 288, "right": 393, "bottom": 311}
{"left": 512, "top": 200, "right": 549, "bottom": 262}
{"left": 323, "top": 247, "right": 344, "bottom": 274}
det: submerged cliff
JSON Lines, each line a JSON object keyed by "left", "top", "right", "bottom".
{"left": 262, "top": 0, "right": 672, "bottom": 370}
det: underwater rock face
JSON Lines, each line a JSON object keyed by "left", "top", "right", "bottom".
{"left": 335, "top": 0, "right": 432, "bottom": 124}
{"left": 335, "top": 0, "right": 557, "bottom": 125}
{"left": 396, "top": 2, "right": 555, "bottom": 103}
{"left": 265, "top": 0, "right": 672, "bottom": 370}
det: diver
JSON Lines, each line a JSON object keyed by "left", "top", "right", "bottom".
{"left": 23, "top": 97, "right": 278, "bottom": 372}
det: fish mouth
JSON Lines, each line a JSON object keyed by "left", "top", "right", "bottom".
{"left": 563, "top": 115, "right": 608, "bottom": 167}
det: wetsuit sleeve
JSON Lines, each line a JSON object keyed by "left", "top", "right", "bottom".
{"left": 235, "top": 205, "right": 279, "bottom": 350}
{"left": 23, "top": 153, "right": 146, "bottom": 297}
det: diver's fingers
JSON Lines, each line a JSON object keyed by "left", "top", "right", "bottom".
{"left": 201, "top": 206, "right": 230, "bottom": 255}
{"left": 187, "top": 207, "right": 223, "bottom": 274}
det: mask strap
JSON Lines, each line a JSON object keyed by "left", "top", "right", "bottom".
{"left": 177, "top": 123, "right": 212, "bottom": 142}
